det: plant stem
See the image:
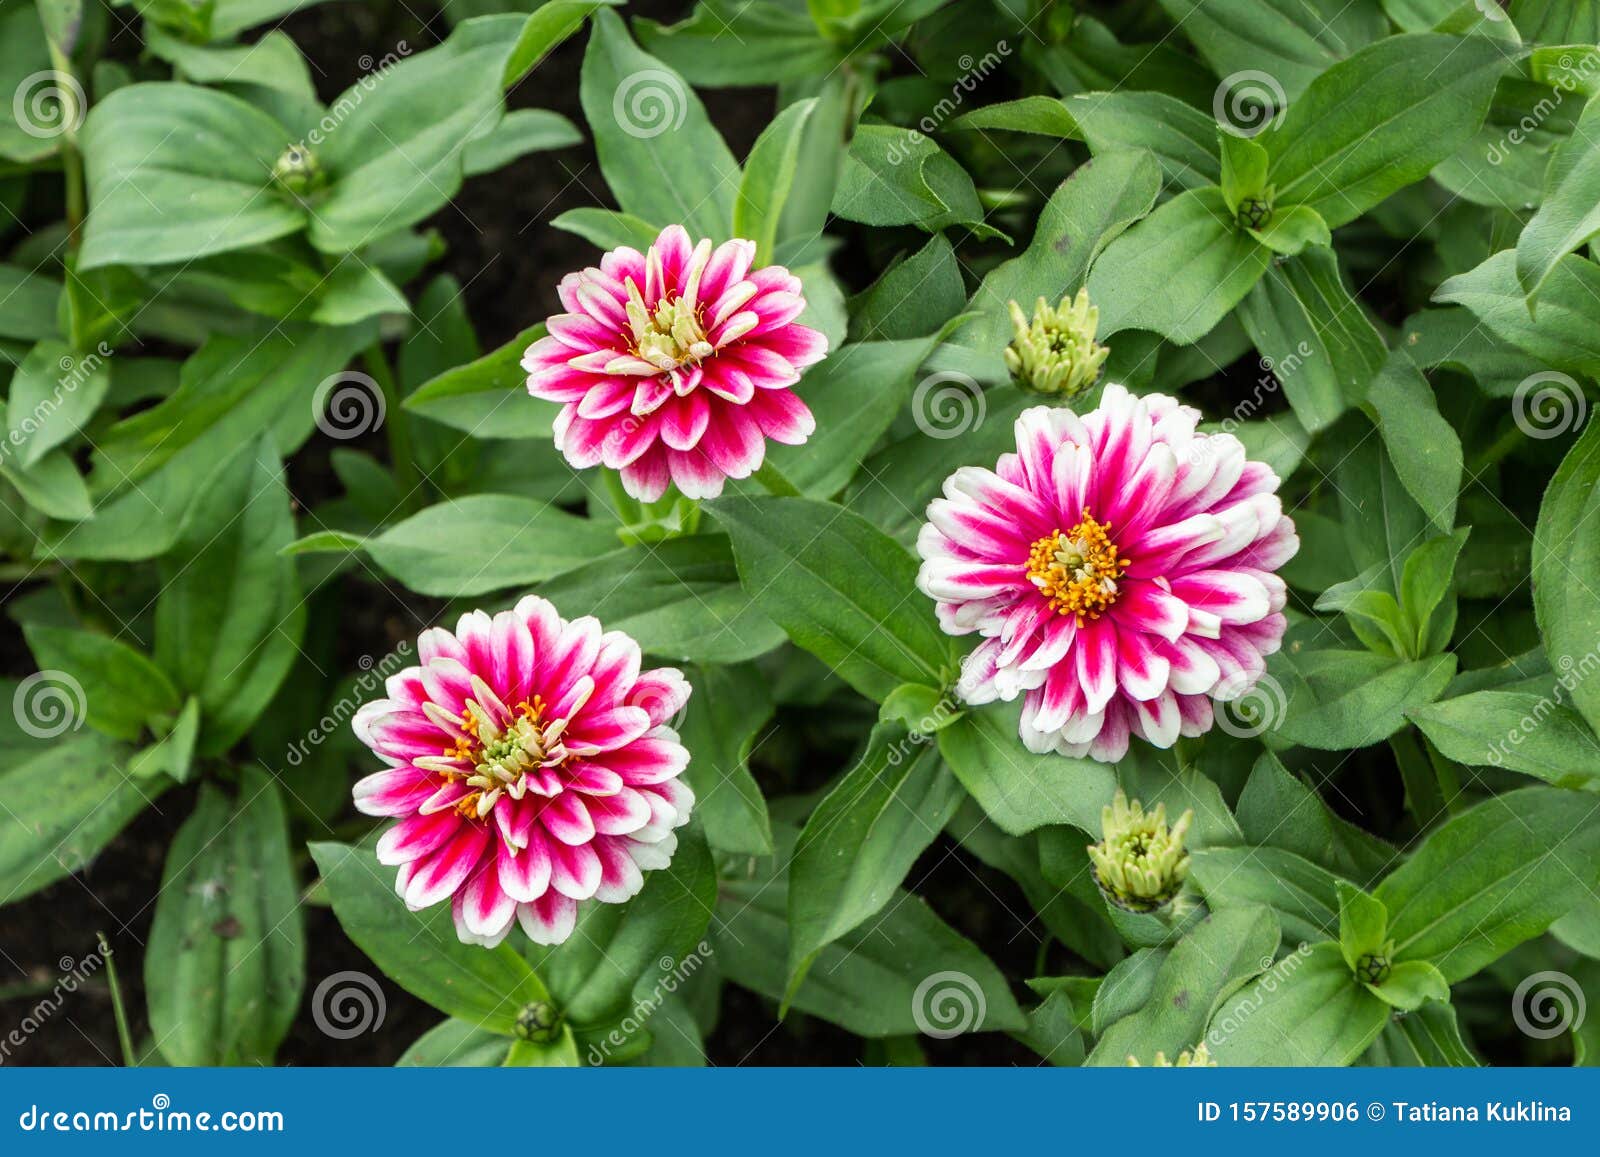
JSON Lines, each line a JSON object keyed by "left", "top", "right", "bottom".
{"left": 752, "top": 460, "right": 801, "bottom": 497}
{"left": 47, "top": 43, "right": 86, "bottom": 250}
{"left": 361, "top": 343, "right": 420, "bottom": 510}
{"left": 98, "top": 932, "right": 138, "bottom": 1068}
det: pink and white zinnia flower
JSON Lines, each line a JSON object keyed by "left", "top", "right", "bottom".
{"left": 351, "top": 596, "right": 693, "bottom": 947}
{"left": 524, "top": 224, "right": 829, "bottom": 501}
{"left": 917, "top": 385, "right": 1297, "bottom": 762}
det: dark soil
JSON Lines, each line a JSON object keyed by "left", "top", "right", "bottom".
{"left": 0, "top": 0, "right": 1046, "bottom": 1067}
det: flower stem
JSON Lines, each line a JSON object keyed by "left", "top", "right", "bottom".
{"left": 752, "top": 460, "right": 801, "bottom": 497}
{"left": 47, "top": 43, "right": 85, "bottom": 250}
{"left": 98, "top": 932, "right": 138, "bottom": 1067}
{"left": 361, "top": 343, "right": 420, "bottom": 510}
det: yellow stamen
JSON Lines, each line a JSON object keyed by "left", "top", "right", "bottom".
{"left": 1025, "top": 508, "right": 1126, "bottom": 624}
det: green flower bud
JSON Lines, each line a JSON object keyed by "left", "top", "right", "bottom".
{"left": 514, "top": 1000, "right": 562, "bottom": 1042}
{"left": 1127, "top": 1041, "right": 1215, "bottom": 1067}
{"left": 273, "top": 145, "right": 321, "bottom": 195}
{"left": 1088, "top": 790, "right": 1194, "bottom": 913}
{"left": 1236, "top": 196, "right": 1273, "bottom": 232}
{"left": 1357, "top": 945, "right": 1393, "bottom": 986}
{"left": 1002, "top": 288, "right": 1109, "bottom": 400}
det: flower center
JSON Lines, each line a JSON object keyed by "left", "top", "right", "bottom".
{"left": 1025, "top": 509, "right": 1125, "bottom": 623}
{"left": 625, "top": 282, "right": 713, "bottom": 372}
{"left": 422, "top": 688, "right": 572, "bottom": 820}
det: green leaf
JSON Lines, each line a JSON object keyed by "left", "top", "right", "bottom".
{"left": 79, "top": 83, "right": 303, "bottom": 269}
{"left": 21, "top": 624, "right": 179, "bottom": 743}
{"left": 948, "top": 95, "right": 1080, "bottom": 139}
{"left": 1364, "top": 358, "right": 1462, "bottom": 535}
{"left": 715, "top": 828, "right": 1026, "bottom": 1038}
{"left": 0, "top": 265, "right": 62, "bottom": 342}
{"left": 397, "top": 1018, "right": 511, "bottom": 1067}
{"left": 787, "top": 723, "right": 963, "bottom": 1001}
{"left": 848, "top": 235, "right": 966, "bottom": 342}
{"left": 5, "top": 341, "right": 111, "bottom": 469}
{"left": 580, "top": 8, "right": 739, "bottom": 241}
{"left": 953, "top": 149, "right": 1160, "bottom": 375}
{"left": 937, "top": 699, "right": 1115, "bottom": 835}
{"left": 404, "top": 323, "right": 557, "bottom": 439}
{"left": 144, "top": 26, "right": 314, "bottom": 99}
{"left": 43, "top": 322, "right": 373, "bottom": 561}
{"left": 0, "top": 732, "right": 165, "bottom": 904}
{"left": 708, "top": 495, "right": 954, "bottom": 701}
{"left": 1364, "top": 1000, "right": 1479, "bottom": 1066}
{"left": 831, "top": 125, "right": 992, "bottom": 236}
{"left": 1189, "top": 845, "right": 1342, "bottom": 945}
{"left": 1371, "top": 960, "right": 1450, "bottom": 1011}
{"left": 734, "top": 98, "right": 815, "bottom": 265}
{"left": 1336, "top": 880, "right": 1389, "bottom": 972}
{"left": 1069, "top": 92, "right": 1223, "bottom": 191}
{"left": 1236, "top": 246, "right": 1384, "bottom": 432}
{"left": 365, "top": 495, "right": 616, "bottom": 598}
{"left": 550, "top": 207, "right": 664, "bottom": 251}
{"left": 1207, "top": 942, "right": 1390, "bottom": 1065}
{"left": 1257, "top": 33, "right": 1506, "bottom": 229}
{"left": 1411, "top": 690, "right": 1600, "bottom": 788}
{"left": 1273, "top": 648, "right": 1456, "bottom": 750}
{"left": 155, "top": 439, "right": 302, "bottom": 756}
{"left": 1436, "top": 250, "right": 1600, "bottom": 378}
{"left": 1398, "top": 528, "right": 1469, "bottom": 656}
{"left": 676, "top": 662, "right": 774, "bottom": 855}
{"left": 524, "top": 823, "right": 716, "bottom": 1025}
{"left": 462, "top": 109, "right": 583, "bottom": 177}
{"left": 1089, "top": 906, "right": 1281, "bottom": 1065}
{"left": 311, "top": 840, "right": 548, "bottom": 1032}
{"left": 503, "top": 0, "right": 621, "bottom": 85}
{"left": 1219, "top": 131, "right": 1269, "bottom": 211}
{"left": 1248, "top": 204, "right": 1331, "bottom": 255}
{"left": 1533, "top": 419, "right": 1600, "bottom": 736}
{"left": 536, "top": 536, "right": 786, "bottom": 665}
{"left": 1, "top": 451, "right": 92, "bottom": 521}
{"left": 1158, "top": 0, "right": 1386, "bottom": 102}
{"left": 311, "top": 17, "right": 520, "bottom": 253}
{"left": 505, "top": 1029, "right": 580, "bottom": 1066}
{"left": 636, "top": 0, "right": 844, "bottom": 87}
{"left": 146, "top": 769, "right": 304, "bottom": 1066}
{"left": 1234, "top": 753, "right": 1396, "bottom": 884}
{"left": 1088, "top": 186, "right": 1271, "bottom": 345}
{"left": 1517, "top": 93, "right": 1600, "bottom": 300}
{"left": 1375, "top": 787, "right": 1600, "bottom": 983}
{"left": 129, "top": 696, "right": 200, "bottom": 784}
